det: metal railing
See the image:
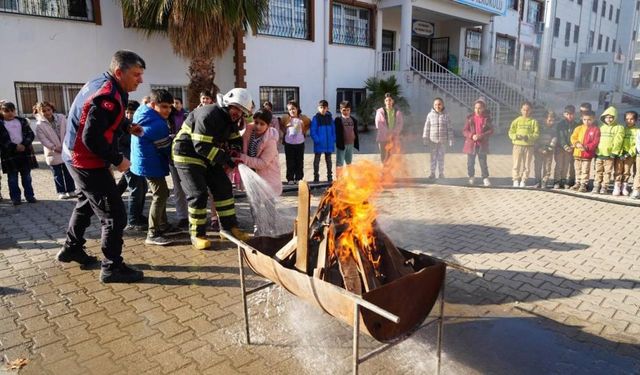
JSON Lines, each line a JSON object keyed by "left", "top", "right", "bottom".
{"left": 379, "top": 50, "right": 398, "bottom": 72}
{"left": 0, "top": 0, "right": 94, "bottom": 21}
{"left": 459, "top": 57, "right": 527, "bottom": 112}
{"left": 409, "top": 46, "right": 500, "bottom": 128}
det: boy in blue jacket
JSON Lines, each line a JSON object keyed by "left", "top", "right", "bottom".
{"left": 131, "top": 89, "right": 177, "bottom": 246}
{"left": 310, "top": 100, "right": 336, "bottom": 183}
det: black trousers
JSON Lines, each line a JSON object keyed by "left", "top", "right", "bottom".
{"left": 65, "top": 165, "right": 127, "bottom": 265}
{"left": 313, "top": 152, "right": 333, "bottom": 180}
{"left": 176, "top": 163, "right": 237, "bottom": 237}
{"left": 284, "top": 142, "right": 305, "bottom": 181}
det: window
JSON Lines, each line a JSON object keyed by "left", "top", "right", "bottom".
{"left": 465, "top": 29, "right": 482, "bottom": 61}
{"left": 150, "top": 85, "right": 187, "bottom": 104}
{"left": 594, "top": 66, "right": 599, "bottom": 82}
{"left": 522, "top": 46, "right": 539, "bottom": 71}
{"left": 601, "top": 67, "right": 606, "bottom": 83}
{"left": 598, "top": 34, "right": 603, "bottom": 50}
{"left": 616, "top": 8, "right": 620, "bottom": 23}
{"left": 495, "top": 36, "right": 516, "bottom": 65}
{"left": 568, "top": 62, "right": 576, "bottom": 80}
{"left": 589, "top": 30, "right": 595, "bottom": 48}
{"left": 335, "top": 88, "right": 366, "bottom": 114}
{"left": 593, "top": 0, "right": 598, "bottom": 12}
{"left": 612, "top": 39, "right": 616, "bottom": 53}
{"left": 609, "top": 4, "right": 613, "bottom": 20}
{"left": 0, "top": 0, "right": 96, "bottom": 22}
{"left": 561, "top": 60, "right": 567, "bottom": 80}
{"left": 258, "top": 0, "right": 311, "bottom": 40}
{"left": 565, "top": 22, "right": 571, "bottom": 46}
{"left": 259, "top": 86, "right": 299, "bottom": 114}
{"left": 507, "top": 0, "right": 518, "bottom": 11}
{"left": 601, "top": 1, "right": 606, "bottom": 17}
{"left": 554, "top": 17, "right": 561, "bottom": 37}
{"left": 14, "top": 82, "right": 84, "bottom": 116}
{"left": 574, "top": 25, "right": 580, "bottom": 43}
{"left": 332, "top": 2, "right": 373, "bottom": 47}
{"left": 605, "top": 36, "right": 609, "bottom": 51}
{"left": 527, "top": 1, "right": 543, "bottom": 24}
{"left": 550, "top": 58, "right": 556, "bottom": 78}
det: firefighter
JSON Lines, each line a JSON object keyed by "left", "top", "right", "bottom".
{"left": 172, "top": 88, "right": 252, "bottom": 249}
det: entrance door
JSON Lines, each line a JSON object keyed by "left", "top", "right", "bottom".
{"left": 429, "top": 37, "right": 449, "bottom": 67}
{"left": 382, "top": 30, "right": 395, "bottom": 71}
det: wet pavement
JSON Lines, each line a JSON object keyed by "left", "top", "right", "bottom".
{"left": 0, "top": 130, "right": 639, "bottom": 374}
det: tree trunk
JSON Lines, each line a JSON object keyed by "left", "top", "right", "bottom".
{"left": 187, "top": 56, "right": 219, "bottom": 111}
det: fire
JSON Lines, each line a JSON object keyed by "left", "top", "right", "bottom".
{"left": 327, "top": 136, "right": 407, "bottom": 273}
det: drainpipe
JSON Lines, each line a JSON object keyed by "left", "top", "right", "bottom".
{"left": 323, "top": 0, "right": 329, "bottom": 101}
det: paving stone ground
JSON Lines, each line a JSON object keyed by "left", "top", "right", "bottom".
{"left": 1, "top": 131, "right": 639, "bottom": 374}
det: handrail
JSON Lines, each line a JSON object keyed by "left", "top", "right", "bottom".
{"left": 409, "top": 46, "right": 501, "bottom": 128}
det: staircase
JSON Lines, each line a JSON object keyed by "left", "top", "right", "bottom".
{"left": 408, "top": 46, "right": 501, "bottom": 129}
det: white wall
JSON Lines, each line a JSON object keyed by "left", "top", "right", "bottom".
{"left": 0, "top": 1, "right": 196, "bottom": 111}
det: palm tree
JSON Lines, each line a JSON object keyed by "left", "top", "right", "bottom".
{"left": 119, "top": 0, "right": 268, "bottom": 109}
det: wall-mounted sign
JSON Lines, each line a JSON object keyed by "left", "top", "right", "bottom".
{"left": 413, "top": 20, "right": 434, "bottom": 37}
{"left": 453, "top": 0, "right": 507, "bottom": 16}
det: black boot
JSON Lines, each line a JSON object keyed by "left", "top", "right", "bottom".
{"left": 56, "top": 245, "right": 99, "bottom": 265}
{"left": 100, "top": 262, "right": 144, "bottom": 283}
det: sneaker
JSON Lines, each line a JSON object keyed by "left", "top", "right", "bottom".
{"left": 570, "top": 184, "right": 580, "bottom": 191}
{"left": 287, "top": 180, "right": 295, "bottom": 185}
{"left": 26, "top": 197, "right": 37, "bottom": 203}
{"left": 591, "top": 185, "right": 600, "bottom": 194}
{"left": 468, "top": 177, "right": 475, "bottom": 185}
{"left": 58, "top": 193, "right": 67, "bottom": 199}
{"left": 12, "top": 200, "right": 21, "bottom": 206}
{"left": 144, "top": 235, "right": 173, "bottom": 246}
{"left": 483, "top": 178, "right": 491, "bottom": 187}
{"left": 429, "top": 174, "right": 437, "bottom": 181}
{"left": 519, "top": 180, "right": 526, "bottom": 188}
{"left": 553, "top": 183, "right": 561, "bottom": 189}
{"left": 612, "top": 183, "right": 621, "bottom": 196}
{"left": 66, "top": 192, "right": 78, "bottom": 199}
{"left": 599, "top": 186, "right": 607, "bottom": 195}
{"left": 191, "top": 236, "right": 211, "bottom": 250}
{"left": 622, "top": 183, "right": 630, "bottom": 196}
{"left": 513, "top": 180, "right": 519, "bottom": 187}
{"left": 56, "top": 246, "right": 99, "bottom": 265}
{"left": 631, "top": 189, "right": 639, "bottom": 199}
{"left": 210, "top": 219, "right": 221, "bottom": 234}
{"left": 100, "top": 262, "right": 144, "bottom": 283}
{"left": 578, "top": 184, "right": 588, "bottom": 193}
{"left": 229, "top": 227, "right": 250, "bottom": 242}
{"left": 160, "top": 224, "right": 186, "bottom": 236}
{"left": 124, "top": 223, "right": 147, "bottom": 232}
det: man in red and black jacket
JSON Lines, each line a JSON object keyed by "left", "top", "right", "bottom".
{"left": 58, "top": 50, "right": 145, "bottom": 283}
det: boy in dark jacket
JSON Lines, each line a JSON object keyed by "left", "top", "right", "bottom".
{"left": 0, "top": 102, "right": 38, "bottom": 205}
{"left": 334, "top": 100, "right": 359, "bottom": 178}
{"left": 553, "top": 105, "right": 577, "bottom": 189}
{"left": 310, "top": 100, "right": 336, "bottom": 183}
{"left": 534, "top": 111, "right": 557, "bottom": 188}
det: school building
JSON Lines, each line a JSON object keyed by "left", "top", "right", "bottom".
{"left": 1, "top": 0, "right": 639, "bottom": 131}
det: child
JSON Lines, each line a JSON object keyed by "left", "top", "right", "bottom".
{"left": 534, "top": 111, "right": 557, "bottom": 188}
{"left": 508, "top": 101, "right": 539, "bottom": 187}
{"left": 422, "top": 97, "right": 453, "bottom": 180}
{"left": 553, "top": 105, "right": 577, "bottom": 189}
{"left": 0, "top": 102, "right": 38, "bottom": 205}
{"left": 310, "top": 100, "right": 336, "bottom": 183}
{"left": 34, "top": 102, "right": 76, "bottom": 199}
{"left": 570, "top": 110, "right": 600, "bottom": 192}
{"left": 235, "top": 110, "right": 282, "bottom": 234}
{"left": 280, "top": 100, "right": 310, "bottom": 184}
{"left": 131, "top": 89, "right": 176, "bottom": 246}
{"left": 334, "top": 100, "right": 359, "bottom": 176}
{"left": 593, "top": 106, "right": 624, "bottom": 194}
{"left": 463, "top": 98, "right": 494, "bottom": 186}
{"left": 620, "top": 111, "right": 638, "bottom": 197}
{"left": 375, "top": 93, "right": 404, "bottom": 163}
{"left": 198, "top": 90, "right": 214, "bottom": 107}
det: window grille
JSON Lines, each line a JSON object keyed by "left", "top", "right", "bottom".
{"left": 335, "top": 88, "right": 365, "bottom": 114}
{"left": 258, "top": 0, "right": 310, "bottom": 40}
{"left": 0, "top": 0, "right": 94, "bottom": 21}
{"left": 259, "top": 86, "right": 299, "bottom": 114}
{"left": 13, "top": 82, "right": 84, "bottom": 116}
{"left": 465, "top": 30, "right": 481, "bottom": 61}
{"left": 332, "top": 2, "right": 371, "bottom": 47}
{"left": 522, "top": 46, "right": 539, "bottom": 71}
{"left": 495, "top": 36, "right": 515, "bottom": 65}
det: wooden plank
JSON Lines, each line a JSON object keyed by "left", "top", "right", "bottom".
{"left": 337, "top": 253, "right": 362, "bottom": 295}
{"left": 295, "top": 181, "right": 311, "bottom": 273}
{"left": 274, "top": 236, "right": 298, "bottom": 262}
{"left": 353, "top": 245, "right": 381, "bottom": 292}
{"left": 378, "top": 231, "right": 414, "bottom": 281}
{"left": 312, "top": 222, "right": 333, "bottom": 279}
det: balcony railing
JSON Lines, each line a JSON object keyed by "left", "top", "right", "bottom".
{"left": 0, "top": 0, "right": 95, "bottom": 21}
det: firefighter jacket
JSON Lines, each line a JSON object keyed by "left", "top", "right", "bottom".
{"left": 571, "top": 124, "right": 600, "bottom": 159}
{"left": 508, "top": 116, "right": 539, "bottom": 146}
{"left": 172, "top": 104, "right": 242, "bottom": 168}
{"left": 622, "top": 126, "right": 638, "bottom": 157}
{"left": 596, "top": 107, "right": 624, "bottom": 158}
{"left": 63, "top": 72, "right": 129, "bottom": 169}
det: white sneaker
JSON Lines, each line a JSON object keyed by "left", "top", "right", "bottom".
{"left": 631, "top": 189, "right": 639, "bottom": 199}
{"left": 600, "top": 186, "right": 607, "bottom": 194}
{"left": 519, "top": 180, "right": 526, "bottom": 188}
{"left": 513, "top": 180, "right": 519, "bottom": 187}
{"left": 622, "top": 183, "right": 630, "bottom": 196}
{"left": 612, "top": 183, "right": 621, "bottom": 196}
{"left": 483, "top": 178, "right": 491, "bottom": 186}
{"left": 468, "top": 177, "right": 475, "bottom": 185}
{"left": 58, "top": 193, "right": 66, "bottom": 199}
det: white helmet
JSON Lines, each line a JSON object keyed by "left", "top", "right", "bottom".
{"left": 222, "top": 88, "right": 253, "bottom": 115}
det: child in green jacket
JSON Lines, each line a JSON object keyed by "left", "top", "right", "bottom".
{"left": 621, "top": 111, "right": 638, "bottom": 197}
{"left": 593, "top": 106, "right": 624, "bottom": 194}
{"left": 508, "top": 101, "right": 539, "bottom": 187}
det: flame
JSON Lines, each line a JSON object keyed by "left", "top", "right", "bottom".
{"left": 327, "top": 136, "right": 407, "bottom": 272}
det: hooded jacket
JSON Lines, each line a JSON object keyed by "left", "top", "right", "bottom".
{"left": 36, "top": 113, "right": 67, "bottom": 166}
{"left": 596, "top": 106, "right": 625, "bottom": 158}
{"left": 508, "top": 116, "right": 539, "bottom": 146}
{"left": 622, "top": 125, "right": 638, "bottom": 157}
{"left": 240, "top": 125, "right": 282, "bottom": 196}
{"left": 310, "top": 111, "right": 336, "bottom": 153}
{"left": 423, "top": 108, "right": 453, "bottom": 144}
{"left": 130, "top": 104, "right": 172, "bottom": 178}
{"left": 571, "top": 123, "right": 600, "bottom": 159}
{"left": 375, "top": 107, "right": 404, "bottom": 143}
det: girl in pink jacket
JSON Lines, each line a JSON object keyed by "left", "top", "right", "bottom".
{"left": 375, "top": 93, "right": 404, "bottom": 163}
{"left": 34, "top": 102, "right": 76, "bottom": 199}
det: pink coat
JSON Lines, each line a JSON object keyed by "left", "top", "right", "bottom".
{"left": 241, "top": 125, "right": 282, "bottom": 196}
{"left": 375, "top": 107, "right": 404, "bottom": 143}
{"left": 35, "top": 113, "right": 67, "bottom": 166}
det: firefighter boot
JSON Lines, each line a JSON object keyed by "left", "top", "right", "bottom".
{"left": 229, "top": 227, "right": 250, "bottom": 242}
{"left": 191, "top": 236, "right": 211, "bottom": 250}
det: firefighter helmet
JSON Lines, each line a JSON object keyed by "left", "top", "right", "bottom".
{"left": 222, "top": 88, "right": 253, "bottom": 115}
